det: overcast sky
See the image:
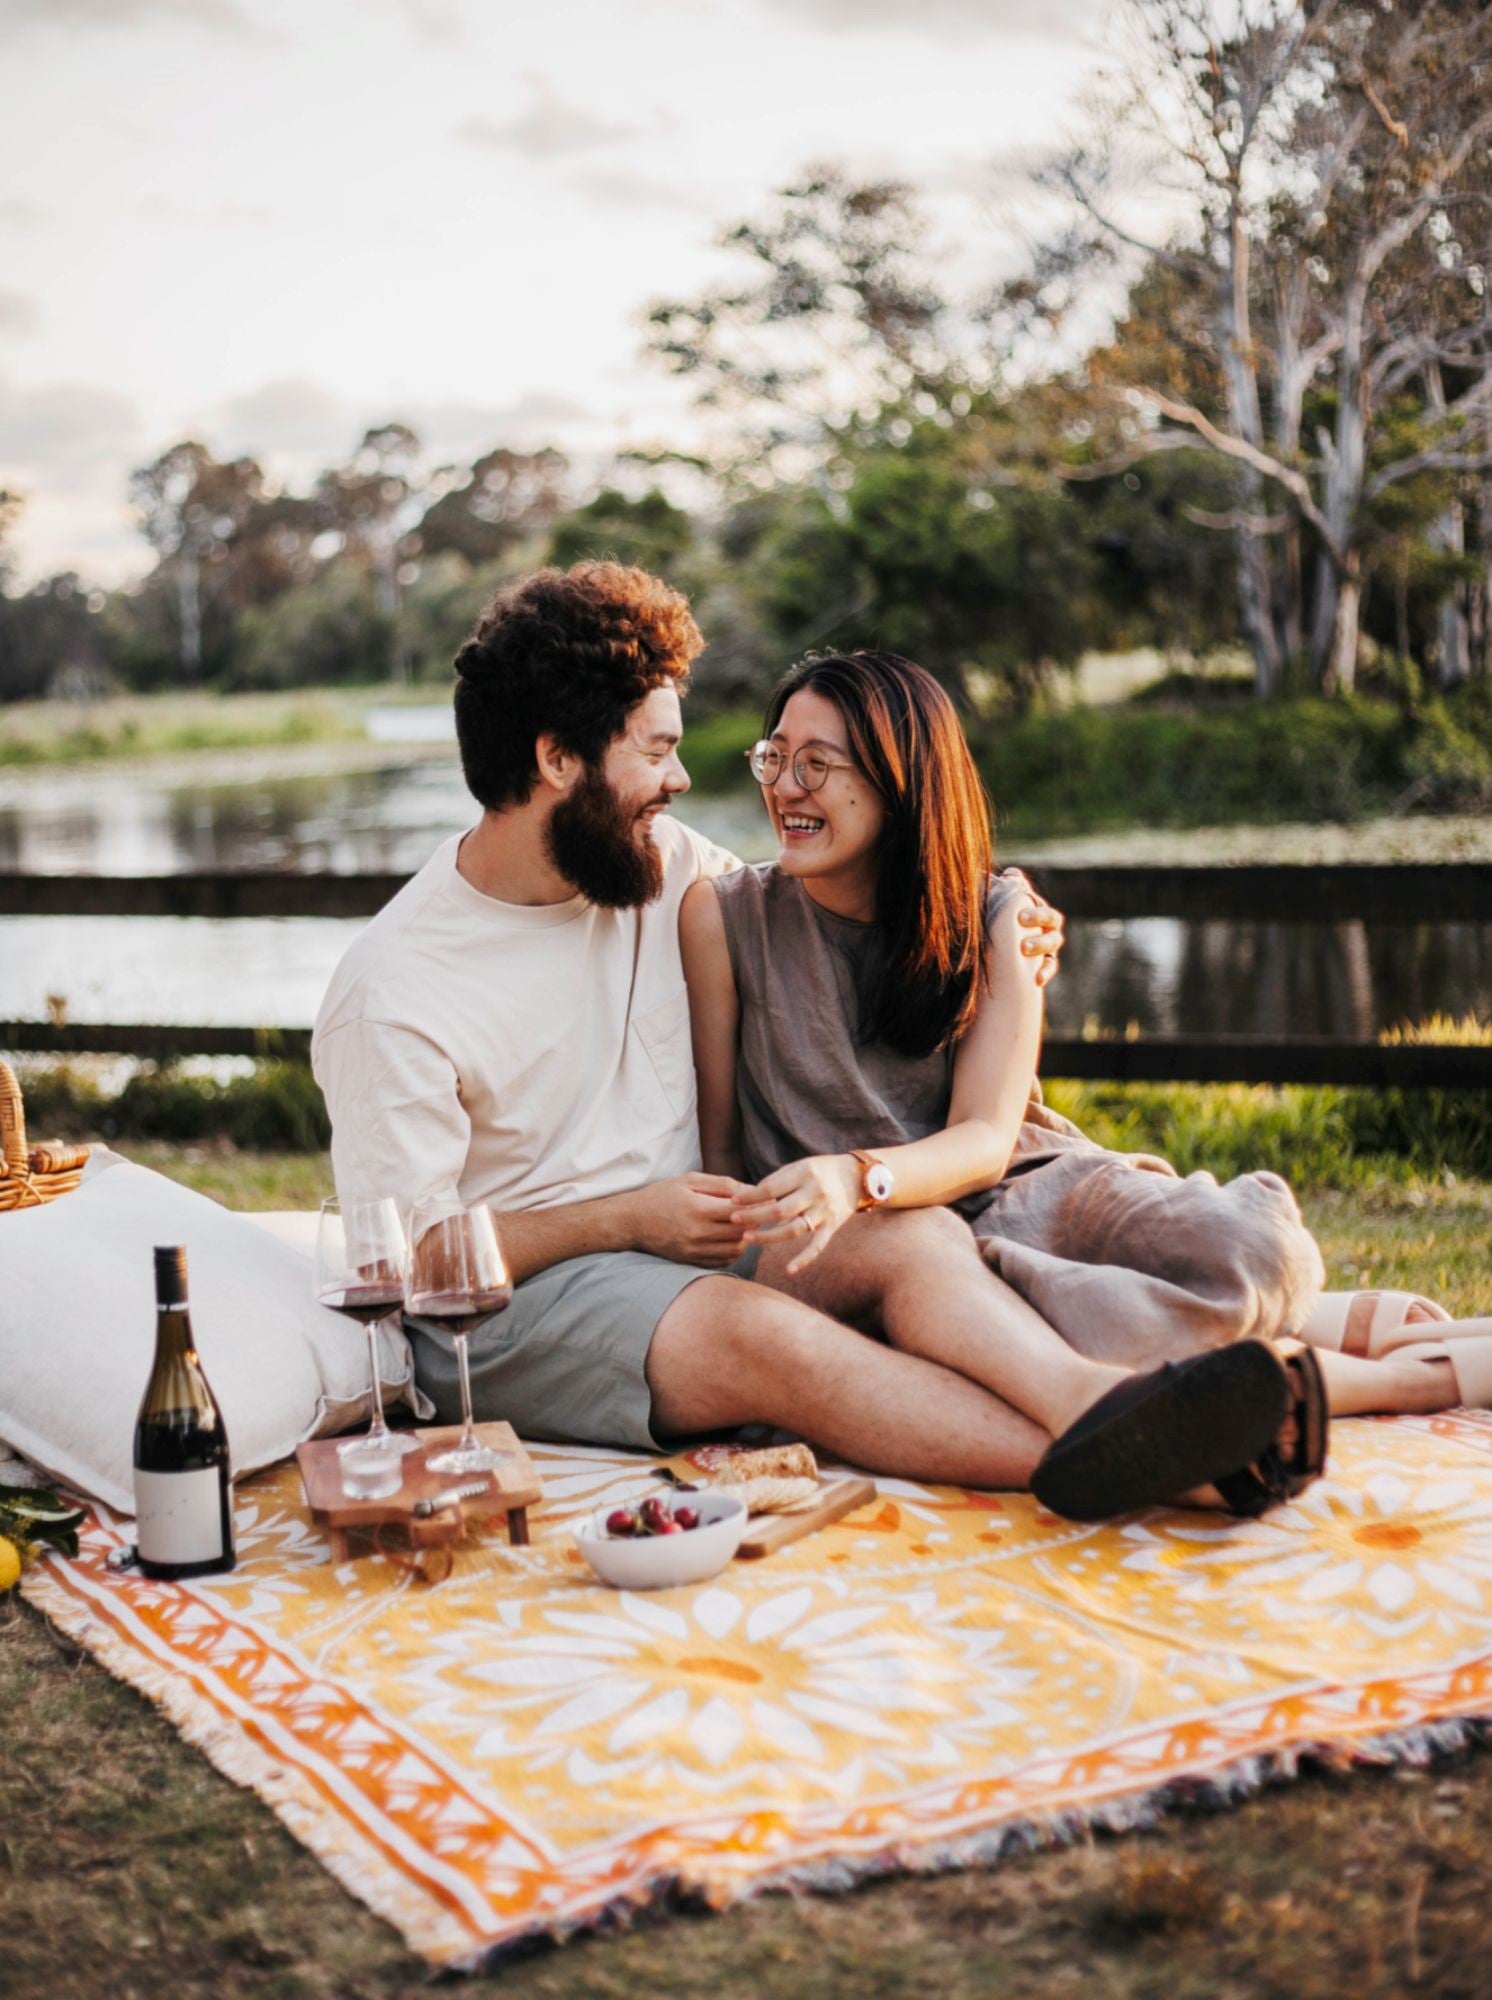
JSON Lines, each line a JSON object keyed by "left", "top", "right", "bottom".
{"left": 0, "top": 0, "right": 1106, "bottom": 586}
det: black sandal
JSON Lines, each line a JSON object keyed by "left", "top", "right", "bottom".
{"left": 1213, "top": 1347, "right": 1329, "bottom": 1518}
{"left": 1031, "top": 1340, "right": 1304, "bottom": 1524}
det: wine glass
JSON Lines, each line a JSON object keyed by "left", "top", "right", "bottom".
{"left": 314, "top": 1196, "right": 419, "bottom": 1483}
{"left": 406, "top": 1197, "right": 513, "bottom": 1477}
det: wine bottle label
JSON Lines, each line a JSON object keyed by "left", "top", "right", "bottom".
{"left": 134, "top": 1468, "right": 227, "bottom": 1566}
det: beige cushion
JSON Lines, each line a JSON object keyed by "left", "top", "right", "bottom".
{"left": 0, "top": 1150, "right": 424, "bottom": 1513}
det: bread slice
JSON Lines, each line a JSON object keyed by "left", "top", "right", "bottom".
{"left": 680, "top": 1442, "right": 819, "bottom": 1513}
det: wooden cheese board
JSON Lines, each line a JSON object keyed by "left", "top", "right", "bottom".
{"left": 736, "top": 1475, "right": 878, "bottom": 1559}
{"left": 296, "top": 1422, "right": 542, "bottom": 1561}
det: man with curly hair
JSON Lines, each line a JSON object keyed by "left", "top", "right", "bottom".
{"left": 312, "top": 561, "right": 1072, "bottom": 1486}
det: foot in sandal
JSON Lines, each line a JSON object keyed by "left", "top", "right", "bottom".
{"left": 1304, "top": 1292, "right": 1492, "bottom": 1410}
{"left": 1301, "top": 1290, "right": 1451, "bottom": 1357}
{"left": 1030, "top": 1342, "right": 1329, "bottom": 1524}
{"left": 1385, "top": 1337, "right": 1492, "bottom": 1412}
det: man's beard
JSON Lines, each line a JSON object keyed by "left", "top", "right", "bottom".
{"left": 545, "top": 763, "right": 667, "bottom": 909}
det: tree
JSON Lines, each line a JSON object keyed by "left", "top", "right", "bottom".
{"left": 0, "top": 489, "right": 22, "bottom": 594}
{"left": 760, "top": 422, "right": 1091, "bottom": 709}
{"left": 0, "top": 571, "right": 108, "bottom": 703}
{"left": 547, "top": 488, "right": 695, "bottom": 577}
{"left": 1034, "top": 0, "right": 1492, "bottom": 694}
{"left": 314, "top": 423, "right": 422, "bottom": 618}
{"left": 645, "top": 168, "right": 955, "bottom": 481}
{"left": 414, "top": 446, "right": 569, "bottom": 566}
{"left": 128, "top": 442, "right": 265, "bottom": 679}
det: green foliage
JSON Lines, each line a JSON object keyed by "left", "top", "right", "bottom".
{"left": 0, "top": 1486, "right": 86, "bottom": 1563}
{"left": 677, "top": 706, "right": 759, "bottom": 791}
{"left": 227, "top": 572, "right": 394, "bottom": 691}
{"left": 0, "top": 573, "right": 111, "bottom": 702}
{"left": 0, "top": 689, "right": 356, "bottom": 767}
{"left": 977, "top": 693, "right": 1492, "bottom": 838}
{"left": 1043, "top": 1081, "right": 1362, "bottom": 1188}
{"left": 761, "top": 437, "right": 1090, "bottom": 707}
{"left": 547, "top": 488, "right": 695, "bottom": 577}
{"left": 23, "top": 1060, "right": 330, "bottom": 1153}
{"left": 24, "top": 1056, "right": 1489, "bottom": 1180}
{"left": 395, "top": 553, "right": 519, "bottom": 681}
{"left": 1042, "top": 1079, "right": 1492, "bottom": 1186}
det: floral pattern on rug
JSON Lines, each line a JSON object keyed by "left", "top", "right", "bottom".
{"left": 23, "top": 1411, "right": 1492, "bottom": 1967}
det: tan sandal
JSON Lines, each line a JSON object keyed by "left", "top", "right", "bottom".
{"left": 1302, "top": 1290, "right": 1451, "bottom": 1358}
{"left": 1392, "top": 1338, "right": 1492, "bottom": 1411}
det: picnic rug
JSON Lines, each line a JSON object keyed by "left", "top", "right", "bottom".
{"left": 22, "top": 1410, "right": 1492, "bottom": 1970}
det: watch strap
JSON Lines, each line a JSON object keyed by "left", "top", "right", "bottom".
{"left": 850, "top": 1148, "right": 887, "bottom": 1212}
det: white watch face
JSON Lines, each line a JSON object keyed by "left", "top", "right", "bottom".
{"left": 865, "top": 1163, "right": 894, "bottom": 1205}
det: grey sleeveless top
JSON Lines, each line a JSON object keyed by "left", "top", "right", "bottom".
{"left": 713, "top": 864, "right": 1091, "bottom": 1214}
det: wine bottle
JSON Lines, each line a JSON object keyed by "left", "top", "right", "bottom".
{"left": 132, "top": 1245, "right": 236, "bottom": 1579}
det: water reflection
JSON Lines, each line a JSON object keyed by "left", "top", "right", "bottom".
{"left": 1041, "top": 917, "right": 1492, "bottom": 1039}
{"left": 1, "top": 759, "right": 1487, "bottom": 1036}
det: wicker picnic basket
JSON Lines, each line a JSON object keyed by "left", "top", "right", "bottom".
{"left": 0, "top": 1058, "right": 90, "bottom": 1212}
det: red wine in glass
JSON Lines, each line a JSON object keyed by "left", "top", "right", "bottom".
{"left": 319, "top": 1284, "right": 406, "bottom": 1326}
{"left": 408, "top": 1200, "right": 513, "bottom": 1476}
{"left": 407, "top": 1285, "right": 512, "bottom": 1335}
{"left": 314, "top": 1196, "right": 418, "bottom": 1462}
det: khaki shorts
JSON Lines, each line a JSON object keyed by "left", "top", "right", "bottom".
{"left": 406, "top": 1246, "right": 758, "bottom": 1452}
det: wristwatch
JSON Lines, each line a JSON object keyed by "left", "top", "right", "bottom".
{"left": 850, "top": 1148, "right": 895, "bottom": 1211}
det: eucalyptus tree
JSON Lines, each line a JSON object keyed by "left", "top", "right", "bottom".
{"left": 128, "top": 442, "right": 265, "bottom": 680}
{"left": 1036, "top": 0, "right": 1492, "bottom": 694}
{"left": 414, "top": 445, "right": 570, "bottom": 567}
{"left": 314, "top": 423, "right": 423, "bottom": 618}
{"left": 645, "top": 167, "right": 956, "bottom": 483}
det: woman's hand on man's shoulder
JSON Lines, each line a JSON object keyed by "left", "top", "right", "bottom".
{"left": 995, "top": 867, "right": 1065, "bottom": 990}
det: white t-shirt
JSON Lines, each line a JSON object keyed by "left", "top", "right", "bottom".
{"left": 311, "top": 816, "right": 737, "bottom": 1219}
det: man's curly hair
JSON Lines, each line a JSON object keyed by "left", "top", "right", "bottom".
{"left": 453, "top": 562, "right": 703, "bottom": 810}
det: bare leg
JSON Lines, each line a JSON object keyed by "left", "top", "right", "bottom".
{"left": 1304, "top": 1343, "right": 1459, "bottom": 1417}
{"left": 646, "top": 1271, "right": 1049, "bottom": 1489}
{"left": 754, "top": 1206, "right": 1132, "bottom": 1438}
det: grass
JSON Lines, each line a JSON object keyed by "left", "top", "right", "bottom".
{"left": 21, "top": 1061, "right": 1492, "bottom": 1183}
{"left": 4, "top": 1135, "right": 1490, "bottom": 1997}
{"left": 0, "top": 685, "right": 409, "bottom": 768}
{"left": 5, "top": 1600, "right": 1491, "bottom": 2000}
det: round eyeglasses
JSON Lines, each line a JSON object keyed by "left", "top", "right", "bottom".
{"left": 746, "top": 741, "right": 859, "bottom": 793}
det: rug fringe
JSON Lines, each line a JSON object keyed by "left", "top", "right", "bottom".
{"left": 22, "top": 1564, "right": 477, "bottom": 1964}
{"left": 460, "top": 1713, "right": 1492, "bottom": 1974}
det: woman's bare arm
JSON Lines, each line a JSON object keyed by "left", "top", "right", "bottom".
{"left": 679, "top": 877, "right": 746, "bottom": 1179}
{"left": 731, "top": 892, "right": 1045, "bottom": 1271}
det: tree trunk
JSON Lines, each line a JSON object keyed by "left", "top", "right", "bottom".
{"left": 1469, "top": 470, "right": 1492, "bottom": 681}
{"left": 1325, "top": 560, "right": 1362, "bottom": 696}
{"left": 1434, "top": 541, "right": 1471, "bottom": 689}
{"left": 1271, "top": 276, "right": 1308, "bottom": 672}
{"left": 1310, "top": 270, "right": 1368, "bottom": 694}
{"left": 177, "top": 552, "right": 202, "bottom": 680}
{"left": 1236, "top": 515, "right": 1282, "bottom": 697}
{"left": 1308, "top": 551, "right": 1340, "bottom": 688}
{"left": 1220, "top": 204, "right": 1282, "bottom": 697}
{"left": 1423, "top": 364, "right": 1470, "bottom": 689}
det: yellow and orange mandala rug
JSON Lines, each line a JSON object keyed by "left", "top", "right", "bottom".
{"left": 23, "top": 1413, "right": 1492, "bottom": 1969}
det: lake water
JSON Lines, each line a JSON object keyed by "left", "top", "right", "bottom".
{"left": 2, "top": 733, "right": 1489, "bottom": 1037}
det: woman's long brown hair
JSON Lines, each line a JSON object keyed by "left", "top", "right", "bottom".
{"left": 762, "top": 650, "right": 995, "bottom": 1058}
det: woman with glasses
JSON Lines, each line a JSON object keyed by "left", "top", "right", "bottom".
{"left": 680, "top": 650, "right": 1485, "bottom": 1519}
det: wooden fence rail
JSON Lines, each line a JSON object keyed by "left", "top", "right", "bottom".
{"left": 6, "top": 865, "right": 1489, "bottom": 1087}
{"left": 3, "top": 862, "right": 1491, "bottom": 922}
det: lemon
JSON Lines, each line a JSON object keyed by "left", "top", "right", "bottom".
{"left": 0, "top": 1535, "right": 21, "bottom": 1593}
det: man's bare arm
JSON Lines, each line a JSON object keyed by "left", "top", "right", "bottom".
{"left": 493, "top": 1171, "right": 753, "bottom": 1284}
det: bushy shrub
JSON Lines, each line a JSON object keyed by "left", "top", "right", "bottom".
{"left": 228, "top": 576, "right": 394, "bottom": 691}
{"left": 19, "top": 1059, "right": 330, "bottom": 1153}
{"left": 977, "top": 694, "right": 1492, "bottom": 837}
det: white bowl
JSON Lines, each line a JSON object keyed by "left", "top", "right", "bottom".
{"left": 573, "top": 1491, "right": 747, "bottom": 1589}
